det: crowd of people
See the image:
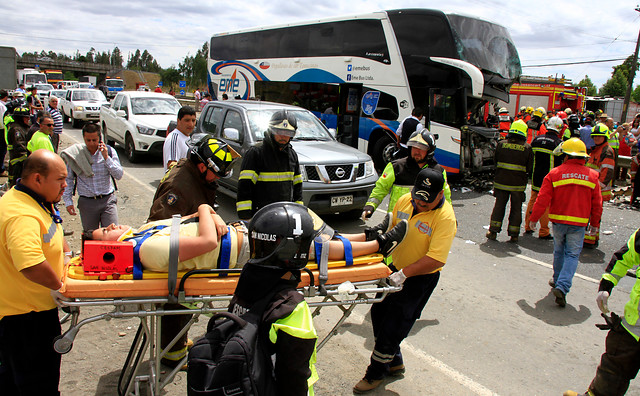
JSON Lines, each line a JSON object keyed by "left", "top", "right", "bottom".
{"left": 3, "top": 93, "right": 640, "bottom": 395}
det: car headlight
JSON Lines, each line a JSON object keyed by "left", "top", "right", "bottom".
{"left": 364, "top": 160, "right": 376, "bottom": 177}
{"left": 137, "top": 125, "right": 156, "bottom": 135}
{"left": 74, "top": 106, "right": 84, "bottom": 111}
{"left": 299, "top": 164, "right": 308, "bottom": 181}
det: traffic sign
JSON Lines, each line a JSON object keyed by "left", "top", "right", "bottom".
{"left": 179, "top": 81, "right": 186, "bottom": 88}
{"left": 158, "top": 81, "right": 163, "bottom": 87}
{"left": 180, "top": 89, "right": 185, "bottom": 95}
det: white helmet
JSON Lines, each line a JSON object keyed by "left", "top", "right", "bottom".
{"left": 547, "top": 116, "right": 563, "bottom": 132}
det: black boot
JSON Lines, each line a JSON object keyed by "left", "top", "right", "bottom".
{"left": 364, "top": 212, "right": 392, "bottom": 241}
{"left": 376, "top": 219, "right": 408, "bottom": 257}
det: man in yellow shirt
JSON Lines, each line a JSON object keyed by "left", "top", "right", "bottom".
{"left": 0, "top": 150, "right": 72, "bottom": 395}
{"left": 354, "top": 168, "right": 457, "bottom": 393}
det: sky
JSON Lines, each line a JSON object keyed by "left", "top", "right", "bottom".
{"left": 2, "top": 0, "right": 639, "bottom": 89}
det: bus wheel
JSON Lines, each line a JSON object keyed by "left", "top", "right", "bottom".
{"left": 372, "top": 137, "right": 396, "bottom": 170}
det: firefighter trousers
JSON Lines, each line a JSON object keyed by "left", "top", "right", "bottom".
{"left": 524, "top": 190, "right": 550, "bottom": 237}
{"left": 489, "top": 189, "right": 526, "bottom": 237}
{"left": 365, "top": 271, "right": 440, "bottom": 380}
{"left": 588, "top": 323, "right": 640, "bottom": 396}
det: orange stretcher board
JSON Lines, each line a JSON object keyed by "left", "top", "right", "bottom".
{"left": 60, "top": 254, "right": 389, "bottom": 299}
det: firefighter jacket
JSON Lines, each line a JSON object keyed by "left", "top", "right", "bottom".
{"left": 493, "top": 136, "right": 533, "bottom": 192}
{"left": 147, "top": 158, "right": 217, "bottom": 221}
{"left": 586, "top": 142, "right": 615, "bottom": 201}
{"left": 366, "top": 156, "right": 451, "bottom": 212}
{"left": 237, "top": 132, "right": 303, "bottom": 220}
{"left": 7, "top": 122, "right": 28, "bottom": 166}
{"left": 530, "top": 158, "right": 602, "bottom": 227}
{"left": 526, "top": 118, "right": 547, "bottom": 144}
{"left": 530, "top": 131, "right": 563, "bottom": 191}
{"left": 600, "top": 228, "right": 640, "bottom": 341}
{"left": 498, "top": 115, "right": 513, "bottom": 138}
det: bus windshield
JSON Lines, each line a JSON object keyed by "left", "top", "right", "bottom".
{"left": 106, "top": 80, "right": 124, "bottom": 88}
{"left": 447, "top": 14, "right": 521, "bottom": 81}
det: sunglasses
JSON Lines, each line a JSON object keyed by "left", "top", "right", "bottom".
{"left": 43, "top": 123, "right": 54, "bottom": 126}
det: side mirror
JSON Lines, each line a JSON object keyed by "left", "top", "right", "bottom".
{"left": 223, "top": 127, "right": 240, "bottom": 141}
{"left": 103, "top": 103, "right": 111, "bottom": 109}
{"left": 115, "top": 110, "right": 126, "bottom": 118}
{"left": 328, "top": 128, "right": 337, "bottom": 138}
{"left": 433, "top": 133, "right": 439, "bottom": 140}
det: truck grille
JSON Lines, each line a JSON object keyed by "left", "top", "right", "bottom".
{"left": 305, "top": 164, "right": 365, "bottom": 183}
{"left": 85, "top": 106, "right": 100, "bottom": 111}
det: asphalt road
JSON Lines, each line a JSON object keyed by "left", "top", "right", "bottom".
{"left": 55, "top": 123, "right": 640, "bottom": 395}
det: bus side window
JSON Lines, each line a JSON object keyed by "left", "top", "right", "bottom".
{"left": 202, "top": 107, "right": 224, "bottom": 136}
{"left": 222, "top": 110, "right": 244, "bottom": 143}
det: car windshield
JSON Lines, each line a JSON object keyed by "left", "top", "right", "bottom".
{"left": 247, "top": 109, "right": 333, "bottom": 141}
{"left": 51, "top": 90, "right": 66, "bottom": 98}
{"left": 131, "top": 97, "right": 181, "bottom": 115}
{"left": 72, "top": 90, "right": 106, "bottom": 101}
{"left": 106, "top": 80, "right": 124, "bottom": 88}
{"left": 35, "top": 84, "right": 54, "bottom": 91}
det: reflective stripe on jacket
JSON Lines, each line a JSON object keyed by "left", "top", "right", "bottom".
{"left": 530, "top": 132, "right": 563, "bottom": 191}
{"left": 587, "top": 142, "right": 615, "bottom": 201}
{"left": 530, "top": 158, "right": 602, "bottom": 227}
{"left": 493, "top": 136, "right": 533, "bottom": 192}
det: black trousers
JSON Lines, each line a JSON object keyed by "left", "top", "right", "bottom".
{"left": 489, "top": 189, "right": 526, "bottom": 236}
{"left": 0, "top": 309, "right": 61, "bottom": 395}
{"left": 589, "top": 324, "right": 640, "bottom": 396}
{"left": 366, "top": 271, "right": 440, "bottom": 379}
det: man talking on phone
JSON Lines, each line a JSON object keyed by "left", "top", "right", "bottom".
{"left": 60, "top": 123, "right": 123, "bottom": 231}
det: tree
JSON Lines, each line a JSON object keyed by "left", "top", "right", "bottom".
{"left": 632, "top": 85, "right": 640, "bottom": 103}
{"left": 577, "top": 75, "right": 598, "bottom": 96}
{"left": 111, "top": 47, "right": 123, "bottom": 68}
{"left": 179, "top": 41, "right": 209, "bottom": 89}
{"left": 160, "top": 67, "right": 182, "bottom": 89}
{"left": 599, "top": 55, "right": 640, "bottom": 97}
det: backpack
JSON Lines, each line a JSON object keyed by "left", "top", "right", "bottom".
{"left": 187, "top": 287, "right": 285, "bottom": 396}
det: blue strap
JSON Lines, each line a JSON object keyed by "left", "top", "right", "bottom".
{"left": 334, "top": 235, "right": 353, "bottom": 266}
{"left": 219, "top": 231, "right": 231, "bottom": 269}
{"left": 314, "top": 239, "right": 323, "bottom": 266}
{"left": 124, "top": 225, "right": 168, "bottom": 280}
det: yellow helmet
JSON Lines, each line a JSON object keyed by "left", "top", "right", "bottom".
{"left": 533, "top": 107, "right": 546, "bottom": 118}
{"left": 508, "top": 119, "right": 528, "bottom": 138}
{"left": 561, "top": 138, "right": 589, "bottom": 158}
{"left": 526, "top": 106, "right": 534, "bottom": 114}
{"left": 591, "top": 124, "right": 610, "bottom": 139}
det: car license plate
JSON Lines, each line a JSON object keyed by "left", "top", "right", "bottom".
{"left": 331, "top": 195, "right": 353, "bottom": 207}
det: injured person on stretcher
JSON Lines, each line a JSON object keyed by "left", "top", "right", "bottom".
{"left": 82, "top": 203, "right": 408, "bottom": 273}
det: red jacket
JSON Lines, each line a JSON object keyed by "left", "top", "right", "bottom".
{"left": 587, "top": 142, "right": 615, "bottom": 201}
{"left": 530, "top": 158, "right": 603, "bottom": 227}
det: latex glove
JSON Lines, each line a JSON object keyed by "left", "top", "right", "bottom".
{"left": 361, "top": 205, "right": 375, "bottom": 220}
{"left": 389, "top": 269, "right": 407, "bottom": 287}
{"left": 529, "top": 221, "right": 538, "bottom": 232}
{"left": 337, "top": 281, "right": 356, "bottom": 300}
{"left": 596, "top": 291, "right": 610, "bottom": 314}
{"left": 50, "top": 289, "right": 70, "bottom": 308}
{"left": 588, "top": 225, "right": 599, "bottom": 236}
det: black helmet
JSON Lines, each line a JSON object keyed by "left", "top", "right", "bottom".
{"left": 567, "top": 114, "right": 580, "bottom": 130}
{"left": 407, "top": 130, "right": 437, "bottom": 157}
{"left": 248, "top": 202, "right": 334, "bottom": 270}
{"left": 12, "top": 106, "right": 30, "bottom": 118}
{"left": 188, "top": 133, "right": 240, "bottom": 178}
{"left": 268, "top": 110, "right": 297, "bottom": 137}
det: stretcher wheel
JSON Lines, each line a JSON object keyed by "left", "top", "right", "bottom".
{"left": 54, "top": 334, "right": 74, "bottom": 354}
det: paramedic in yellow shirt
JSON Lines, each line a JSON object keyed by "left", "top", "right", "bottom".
{"left": 354, "top": 167, "right": 457, "bottom": 393}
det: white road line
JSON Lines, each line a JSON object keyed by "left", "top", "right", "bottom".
{"left": 350, "top": 311, "right": 499, "bottom": 396}
{"left": 509, "top": 252, "right": 600, "bottom": 284}
{"left": 64, "top": 133, "right": 156, "bottom": 194}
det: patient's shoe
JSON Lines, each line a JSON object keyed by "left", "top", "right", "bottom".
{"left": 364, "top": 212, "right": 392, "bottom": 241}
{"left": 377, "top": 219, "right": 408, "bottom": 257}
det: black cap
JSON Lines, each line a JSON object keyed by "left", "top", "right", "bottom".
{"left": 411, "top": 168, "right": 445, "bottom": 203}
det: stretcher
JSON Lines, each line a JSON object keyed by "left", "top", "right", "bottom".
{"left": 57, "top": 254, "right": 399, "bottom": 396}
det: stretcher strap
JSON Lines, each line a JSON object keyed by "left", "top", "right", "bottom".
{"left": 167, "top": 215, "right": 181, "bottom": 303}
{"left": 219, "top": 231, "right": 231, "bottom": 270}
{"left": 333, "top": 235, "right": 353, "bottom": 266}
{"left": 314, "top": 239, "right": 330, "bottom": 295}
{"left": 128, "top": 225, "right": 168, "bottom": 280}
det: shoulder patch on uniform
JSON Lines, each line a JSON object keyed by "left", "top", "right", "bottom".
{"left": 166, "top": 193, "right": 178, "bottom": 206}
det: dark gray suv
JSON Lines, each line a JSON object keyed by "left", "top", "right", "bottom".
{"left": 197, "top": 100, "right": 378, "bottom": 216}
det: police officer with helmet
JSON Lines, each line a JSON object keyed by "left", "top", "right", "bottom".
{"left": 237, "top": 110, "right": 303, "bottom": 220}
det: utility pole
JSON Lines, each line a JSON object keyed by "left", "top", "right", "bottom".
{"left": 621, "top": 5, "right": 640, "bottom": 123}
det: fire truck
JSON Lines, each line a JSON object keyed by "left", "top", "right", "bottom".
{"left": 500, "top": 75, "right": 587, "bottom": 115}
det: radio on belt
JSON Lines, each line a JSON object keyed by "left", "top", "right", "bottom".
{"left": 83, "top": 241, "right": 134, "bottom": 276}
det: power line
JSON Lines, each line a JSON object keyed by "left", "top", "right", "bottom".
{"left": 0, "top": 31, "right": 203, "bottom": 49}
{"left": 523, "top": 58, "right": 627, "bottom": 67}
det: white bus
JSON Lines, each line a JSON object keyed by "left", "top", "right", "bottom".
{"left": 208, "top": 9, "right": 521, "bottom": 174}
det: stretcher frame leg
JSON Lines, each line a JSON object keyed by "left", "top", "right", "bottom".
{"left": 118, "top": 321, "right": 149, "bottom": 396}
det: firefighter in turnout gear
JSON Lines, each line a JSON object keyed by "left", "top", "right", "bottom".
{"left": 524, "top": 116, "right": 564, "bottom": 239}
{"left": 237, "top": 110, "right": 303, "bottom": 220}
{"left": 526, "top": 107, "right": 547, "bottom": 144}
{"left": 6, "top": 106, "right": 30, "bottom": 187}
{"left": 498, "top": 107, "right": 513, "bottom": 138}
{"left": 486, "top": 119, "right": 534, "bottom": 243}
{"left": 584, "top": 124, "right": 614, "bottom": 249}
{"left": 564, "top": 228, "right": 640, "bottom": 396}
{"left": 361, "top": 130, "right": 451, "bottom": 221}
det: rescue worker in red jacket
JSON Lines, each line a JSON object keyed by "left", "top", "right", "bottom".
{"left": 486, "top": 119, "right": 534, "bottom": 243}
{"left": 524, "top": 116, "right": 564, "bottom": 239}
{"left": 529, "top": 138, "right": 602, "bottom": 308}
{"left": 515, "top": 106, "right": 526, "bottom": 121}
{"left": 526, "top": 106, "right": 547, "bottom": 144}
{"left": 584, "top": 124, "right": 615, "bottom": 248}
{"left": 497, "top": 107, "right": 513, "bottom": 139}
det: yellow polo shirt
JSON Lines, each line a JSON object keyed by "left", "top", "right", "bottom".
{"left": 390, "top": 193, "right": 457, "bottom": 271}
{"left": 0, "top": 188, "right": 64, "bottom": 319}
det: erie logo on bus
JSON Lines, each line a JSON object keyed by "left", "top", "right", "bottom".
{"left": 219, "top": 69, "right": 241, "bottom": 93}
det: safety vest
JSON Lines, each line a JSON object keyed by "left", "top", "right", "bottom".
{"left": 609, "top": 131, "right": 619, "bottom": 150}
{"left": 586, "top": 143, "right": 615, "bottom": 201}
{"left": 498, "top": 115, "right": 511, "bottom": 135}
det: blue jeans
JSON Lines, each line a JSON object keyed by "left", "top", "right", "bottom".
{"left": 552, "top": 223, "right": 586, "bottom": 294}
